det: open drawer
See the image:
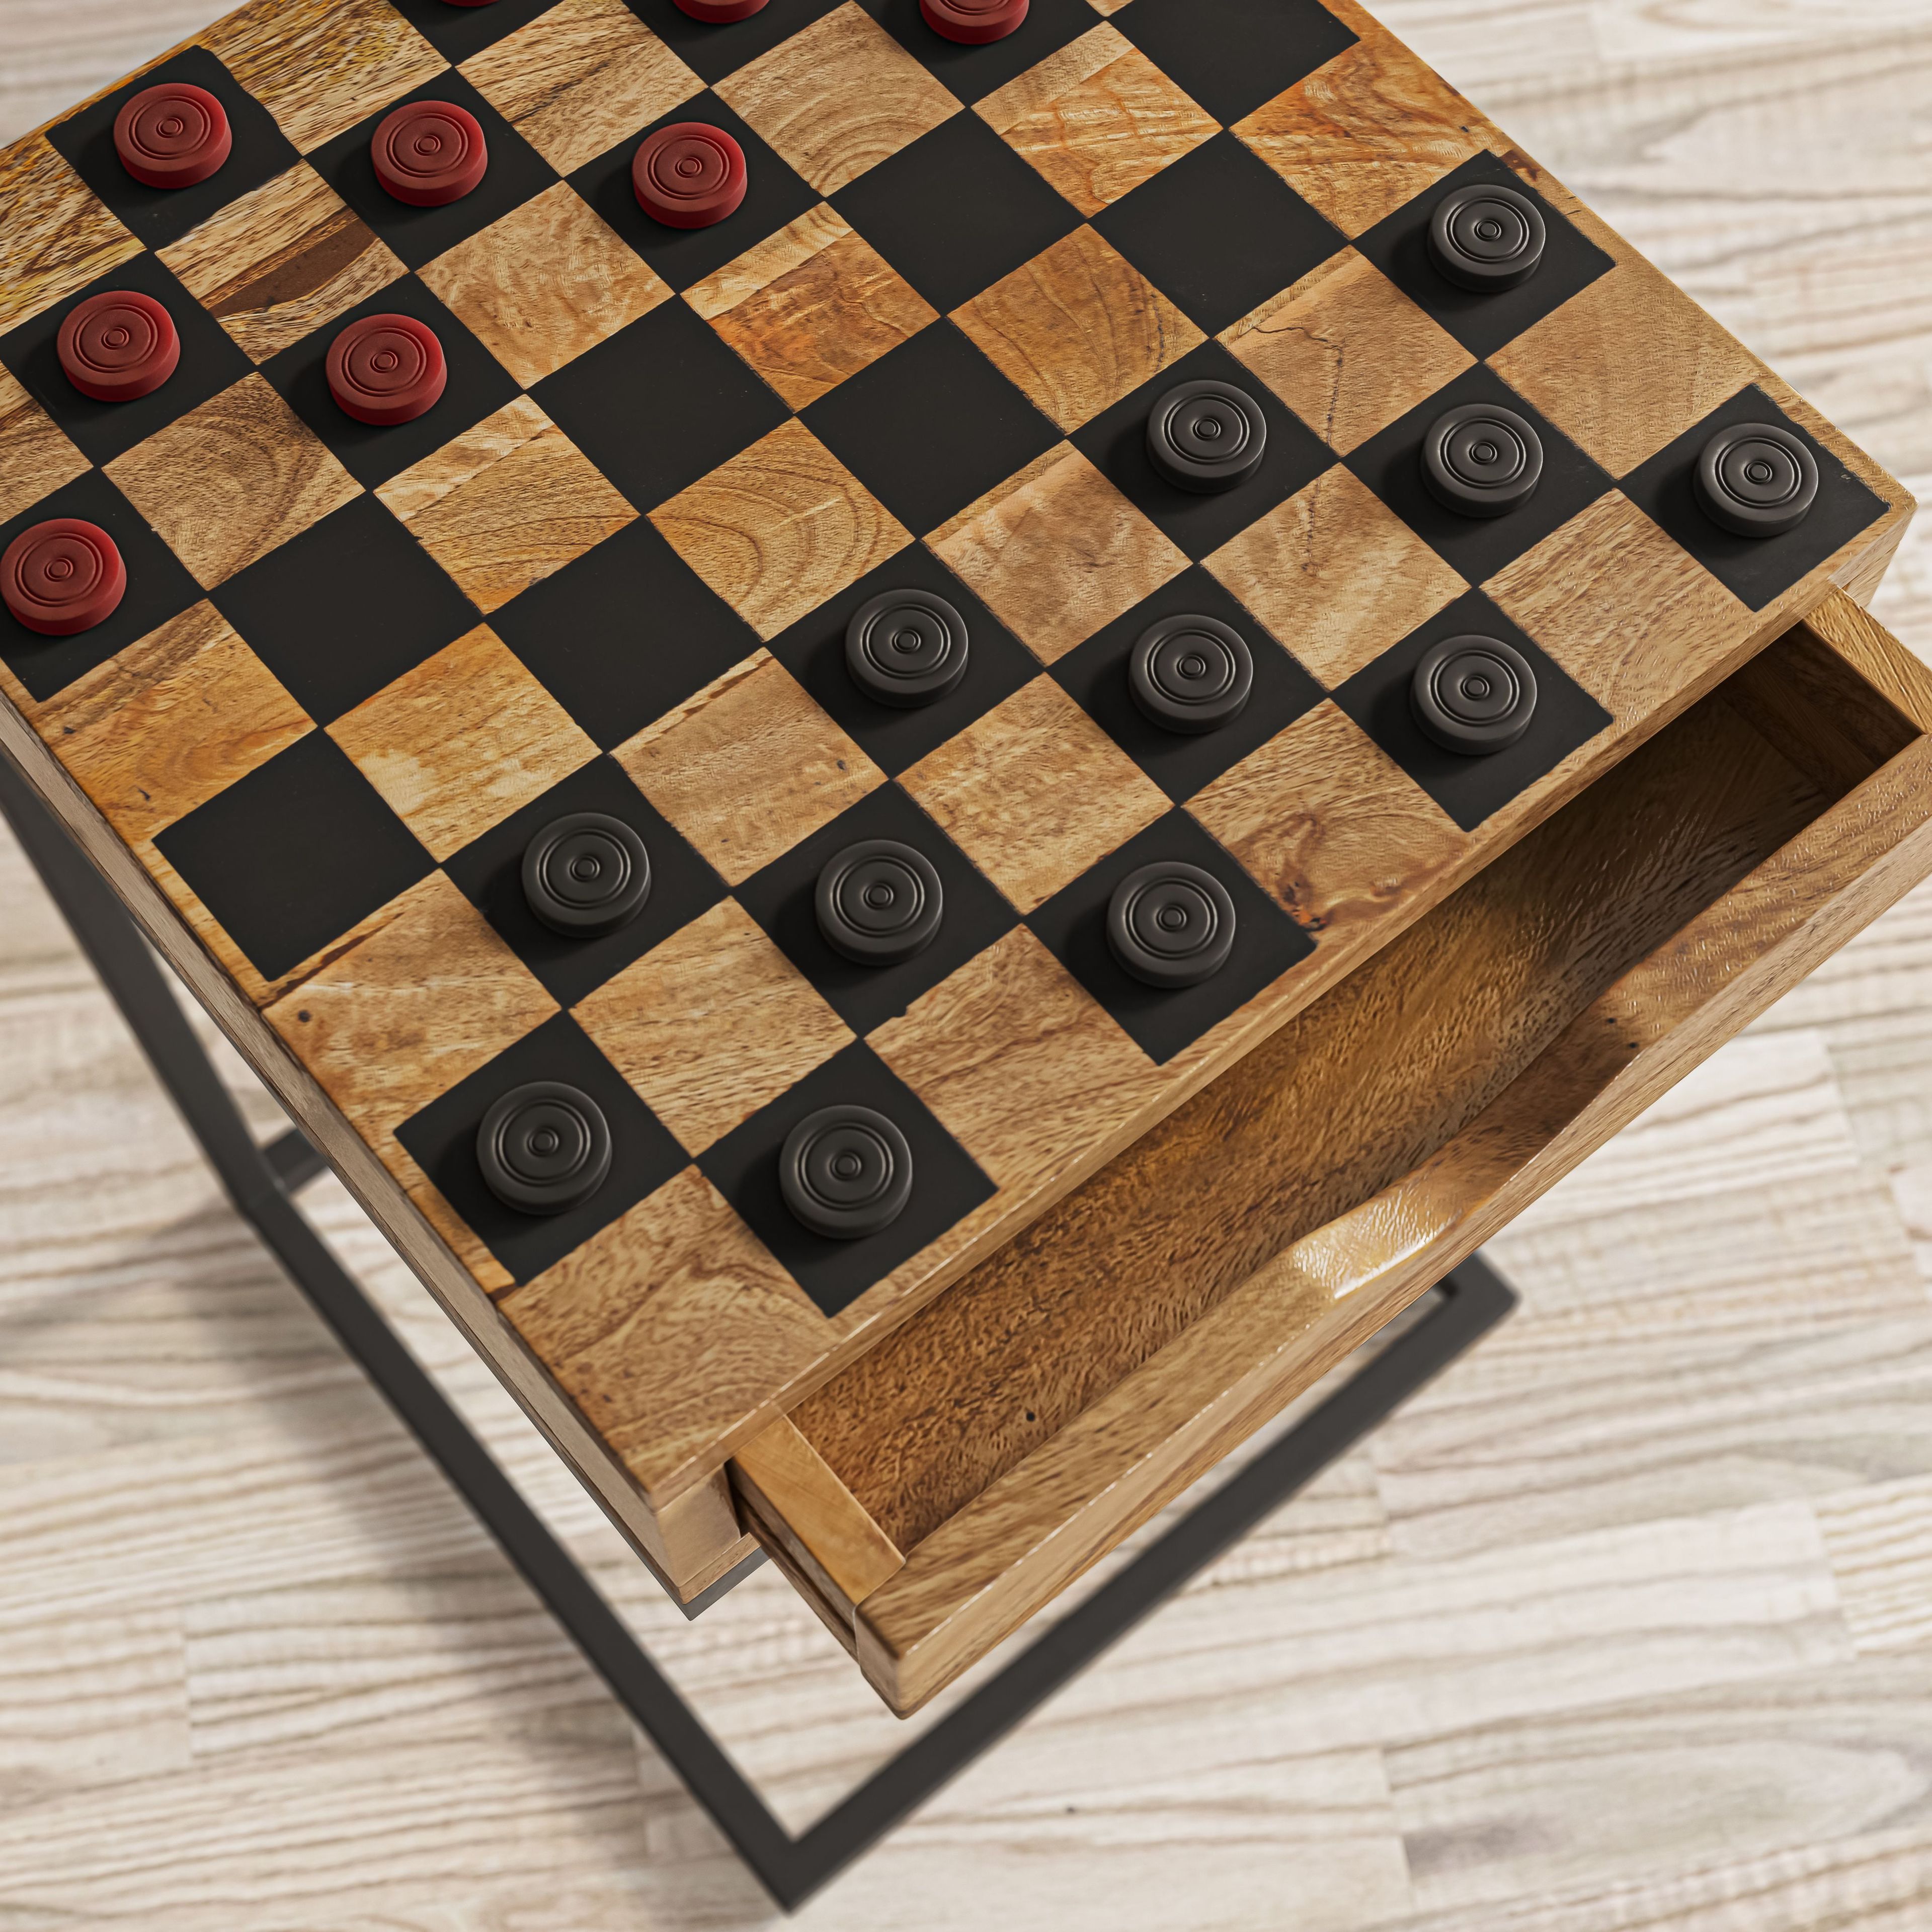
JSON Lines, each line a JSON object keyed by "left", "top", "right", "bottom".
{"left": 729, "top": 591, "right": 1932, "bottom": 1714}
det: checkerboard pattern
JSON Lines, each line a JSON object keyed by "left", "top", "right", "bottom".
{"left": 0, "top": 0, "right": 1901, "bottom": 1496}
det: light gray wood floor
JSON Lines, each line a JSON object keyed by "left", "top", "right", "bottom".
{"left": 3, "top": 2, "right": 1931, "bottom": 1925}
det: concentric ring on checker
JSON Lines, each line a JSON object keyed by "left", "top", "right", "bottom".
{"left": 1421, "top": 402, "right": 1544, "bottom": 518}
{"left": 780, "top": 1105, "right": 914, "bottom": 1240}
{"left": 476, "top": 1082, "right": 612, "bottom": 1217}
{"left": 632, "top": 122, "right": 748, "bottom": 229}
{"left": 1410, "top": 633, "right": 1539, "bottom": 756}
{"left": 372, "top": 100, "right": 489, "bottom": 207}
{"left": 921, "top": 0, "right": 1029, "bottom": 42}
{"left": 816, "top": 840, "right": 944, "bottom": 965}
{"left": 1107, "top": 862, "right": 1237, "bottom": 990}
{"left": 1428, "top": 183, "right": 1547, "bottom": 292}
{"left": 1694, "top": 422, "right": 1819, "bottom": 538}
{"left": 1, "top": 519, "right": 126, "bottom": 636}
{"left": 845, "top": 587, "right": 971, "bottom": 708}
{"left": 1146, "top": 379, "right": 1268, "bottom": 494}
{"left": 57, "top": 290, "right": 180, "bottom": 403}
{"left": 326, "top": 313, "right": 447, "bottom": 426}
{"left": 113, "top": 82, "right": 231, "bottom": 189}
{"left": 521, "top": 813, "right": 652, "bottom": 938}
{"left": 1129, "top": 615, "right": 1253, "bottom": 736}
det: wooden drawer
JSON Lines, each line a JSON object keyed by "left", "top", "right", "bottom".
{"left": 730, "top": 591, "right": 1932, "bottom": 1714}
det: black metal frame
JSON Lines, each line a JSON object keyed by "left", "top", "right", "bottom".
{"left": 0, "top": 750, "right": 1516, "bottom": 1913}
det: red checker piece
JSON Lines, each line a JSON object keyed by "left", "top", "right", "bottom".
{"left": 921, "top": 0, "right": 1028, "bottom": 43}
{"left": 327, "top": 314, "right": 448, "bottom": 426}
{"left": 57, "top": 291, "right": 181, "bottom": 403}
{"left": 672, "top": 0, "right": 771, "bottom": 20}
{"left": 632, "top": 123, "right": 748, "bottom": 229}
{"left": 372, "top": 100, "right": 490, "bottom": 207}
{"left": 2, "top": 520, "right": 126, "bottom": 636}
{"left": 113, "top": 82, "right": 232, "bottom": 189}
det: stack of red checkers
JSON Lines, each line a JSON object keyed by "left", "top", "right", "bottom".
{"left": 57, "top": 291, "right": 180, "bottom": 403}
{"left": 2, "top": 520, "right": 126, "bottom": 636}
{"left": 632, "top": 123, "right": 748, "bottom": 229}
{"left": 113, "top": 82, "right": 232, "bottom": 189}
{"left": 327, "top": 315, "right": 447, "bottom": 426}
{"left": 672, "top": 0, "right": 770, "bottom": 20}
{"left": 921, "top": 0, "right": 1028, "bottom": 41}
{"left": 372, "top": 101, "right": 490, "bottom": 207}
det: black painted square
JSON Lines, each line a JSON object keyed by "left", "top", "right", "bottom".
{"left": 212, "top": 494, "right": 477, "bottom": 726}
{"left": 802, "top": 321, "right": 1058, "bottom": 536}
{"left": 1051, "top": 567, "right": 1323, "bottom": 804}
{"left": 444, "top": 755, "right": 727, "bottom": 1009}
{"left": 698, "top": 1040, "right": 994, "bottom": 1318}
{"left": 532, "top": 299, "right": 788, "bottom": 515}
{"left": 1619, "top": 385, "right": 1889, "bottom": 614}
{"left": 387, "top": 0, "right": 560, "bottom": 60}
{"left": 0, "top": 469, "right": 202, "bottom": 703}
{"left": 1345, "top": 362, "right": 1613, "bottom": 586}
{"left": 307, "top": 70, "right": 559, "bottom": 271}
{"left": 833, "top": 111, "right": 1082, "bottom": 315}
{"left": 1093, "top": 133, "right": 1345, "bottom": 337}
{"left": 1071, "top": 339, "right": 1333, "bottom": 561}
{"left": 734, "top": 782, "right": 1017, "bottom": 1036}
{"left": 46, "top": 46, "right": 297, "bottom": 250}
{"left": 765, "top": 540, "right": 1036, "bottom": 775}
{"left": 858, "top": 0, "right": 1098, "bottom": 104}
{"left": 153, "top": 730, "right": 433, "bottom": 980}
{"left": 569, "top": 93, "right": 819, "bottom": 294}
{"left": 1332, "top": 590, "right": 1611, "bottom": 832}
{"left": 395, "top": 1012, "right": 688, "bottom": 1286}
{"left": 492, "top": 517, "right": 760, "bottom": 749}
{"left": 622, "top": 0, "right": 846, "bottom": 85}
{"left": 1111, "top": 0, "right": 1358, "bottom": 127}
{"left": 1353, "top": 151, "right": 1614, "bottom": 362}
{"left": 0, "top": 250, "right": 252, "bottom": 467}
{"left": 260, "top": 274, "right": 518, "bottom": 491}
{"left": 1026, "top": 809, "right": 1312, "bottom": 1065}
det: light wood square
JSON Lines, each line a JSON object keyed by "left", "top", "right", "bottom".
{"left": 977, "top": 24, "right": 1217, "bottom": 217}
{"left": 104, "top": 374, "right": 361, "bottom": 590}
{"left": 1491, "top": 255, "right": 1766, "bottom": 479}
{"left": 375, "top": 396, "right": 636, "bottom": 614}
{"left": 460, "top": 0, "right": 702, "bottom": 176}
{"left": 716, "top": 3, "right": 960, "bottom": 197}
{"left": 327, "top": 623, "right": 598, "bottom": 861}
{"left": 686, "top": 205, "right": 937, "bottom": 413}
{"left": 0, "top": 135, "right": 139, "bottom": 334}
{"left": 614, "top": 650, "right": 885, "bottom": 885}
{"left": 203, "top": 0, "right": 448, "bottom": 154}
{"left": 900, "top": 675, "right": 1167, "bottom": 913}
{"left": 31, "top": 603, "right": 311, "bottom": 846}
{"left": 928, "top": 444, "right": 1187, "bottom": 665}
{"left": 952, "top": 224, "right": 1202, "bottom": 434}
{"left": 264, "top": 871, "right": 557, "bottom": 1142}
{"left": 419, "top": 182, "right": 670, "bottom": 388}
{"left": 575, "top": 899, "right": 853, "bottom": 1155}
{"left": 649, "top": 419, "right": 911, "bottom": 641}
{"left": 1224, "top": 248, "right": 1473, "bottom": 456}
{"left": 1189, "top": 700, "right": 1468, "bottom": 942}
{"left": 0, "top": 366, "right": 86, "bottom": 525}
{"left": 1233, "top": 29, "right": 1490, "bottom": 239}
{"left": 1205, "top": 465, "right": 1464, "bottom": 689}
{"left": 503, "top": 1165, "right": 829, "bottom": 1506}
{"left": 159, "top": 164, "right": 405, "bottom": 366}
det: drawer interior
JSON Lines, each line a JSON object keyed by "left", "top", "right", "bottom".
{"left": 733, "top": 598, "right": 1932, "bottom": 1710}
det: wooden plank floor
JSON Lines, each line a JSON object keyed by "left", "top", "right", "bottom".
{"left": 2, "top": 2, "right": 1930, "bottom": 1924}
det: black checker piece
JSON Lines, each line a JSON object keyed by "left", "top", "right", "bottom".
{"left": 1027, "top": 809, "right": 1312, "bottom": 1065}
{"left": 1111, "top": 0, "right": 1359, "bottom": 127}
{"left": 698, "top": 1039, "right": 994, "bottom": 1318}
{"left": 153, "top": 731, "right": 433, "bottom": 983}
{"left": 47, "top": 46, "right": 296, "bottom": 250}
{"left": 1332, "top": 590, "right": 1609, "bottom": 832}
{"left": 858, "top": 0, "right": 1099, "bottom": 104}
{"left": 1620, "top": 385, "right": 1888, "bottom": 614}
{"left": 395, "top": 1013, "right": 686, "bottom": 1285}
{"left": 0, "top": 250, "right": 251, "bottom": 468}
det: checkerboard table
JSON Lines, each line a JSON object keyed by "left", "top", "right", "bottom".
{"left": 0, "top": 0, "right": 1909, "bottom": 1596}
